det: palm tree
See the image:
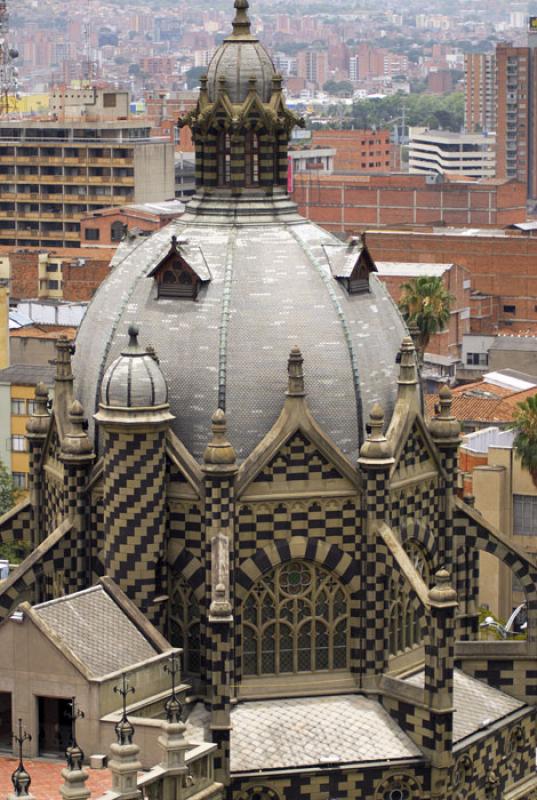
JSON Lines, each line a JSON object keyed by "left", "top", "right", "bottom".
{"left": 513, "top": 394, "right": 537, "bottom": 482}
{"left": 398, "top": 276, "right": 454, "bottom": 360}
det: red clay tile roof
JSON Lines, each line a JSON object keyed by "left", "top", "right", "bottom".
{"left": 425, "top": 386, "right": 537, "bottom": 423}
{"left": 10, "top": 325, "right": 77, "bottom": 340}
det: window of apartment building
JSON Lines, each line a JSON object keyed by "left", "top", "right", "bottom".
{"left": 46, "top": 263, "right": 58, "bottom": 273}
{"left": 466, "top": 353, "right": 488, "bottom": 366}
{"left": 12, "top": 472, "right": 26, "bottom": 490}
{"left": 85, "top": 228, "right": 100, "bottom": 241}
{"left": 103, "top": 93, "right": 117, "bottom": 108}
{"left": 503, "top": 305, "right": 516, "bottom": 313}
{"left": 11, "top": 435, "right": 26, "bottom": 452}
{"left": 47, "top": 280, "right": 60, "bottom": 290}
{"left": 11, "top": 399, "right": 26, "bottom": 416}
{"left": 514, "top": 494, "right": 537, "bottom": 535}
{"left": 26, "top": 400, "right": 36, "bottom": 416}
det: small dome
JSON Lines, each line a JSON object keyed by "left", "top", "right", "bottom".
{"left": 206, "top": 0, "right": 276, "bottom": 103}
{"left": 100, "top": 325, "right": 168, "bottom": 409}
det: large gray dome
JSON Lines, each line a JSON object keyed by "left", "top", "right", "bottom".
{"left": 74, "top": 197, "right": 407, "bottom": 462}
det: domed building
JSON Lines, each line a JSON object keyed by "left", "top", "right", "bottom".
{"left": 0, "top": 3, "right": 536, "bottom": 799}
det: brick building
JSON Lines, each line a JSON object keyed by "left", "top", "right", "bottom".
{"left": 464, "top": 52, "right": 496, "bottom": 134}
{"left": 1, "top": 247, "right": 115, "bottom": 302}
{"left": 292, "top": 173, "right": 526, "bottom": 233}
{"left": 80, "top": 200, "right": 185, "bottom": 246}
{"left": 311, "top": 129, "right": 392, "bottom": 173}
{"left": 366, "top": 228, "right": 537, "bottom": 335}
{"left": 375, "top": 260, "right": 471, "bottom": 362}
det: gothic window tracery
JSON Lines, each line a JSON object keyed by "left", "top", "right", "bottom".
{"left": 242, "top": 561, "right": 349, "bottom": 676}
{"left": 388, "top": 541, "right": 432, "bottom": 656}
{"left": 169, "top": 575, "right": 201, "bottom": 674}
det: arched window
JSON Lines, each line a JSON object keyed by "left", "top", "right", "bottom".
{"left": 388, "top": 541, "right": 432, "bottom": 656}
{"left": 169, "top": 575, "right": 201, "bottom": 674}
{"left": 245, "top": 130, "right": 259, "bottom": 186}
{"left": 242, "top": 561, "right": 349, "bottom": 676}
{"left": 110, "top": 220, "right": 124, "bottom": 242}
{"left": 217, "top": 131, "right": 231, "bottom": 186}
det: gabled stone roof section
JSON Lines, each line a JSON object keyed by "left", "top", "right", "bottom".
{"left": 32, "top": 583, "right": 159, "bottom": 677}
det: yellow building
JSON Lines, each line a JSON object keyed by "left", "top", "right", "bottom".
{"left": 0, "top": 364, "right": 55, "bottom": 491}
{"left": 460, "top": 425, "right": 537, "bottom": 621}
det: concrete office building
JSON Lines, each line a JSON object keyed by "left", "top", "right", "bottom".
{"left": 0, "top": 96, "right": 175, "bottom": 248}
{"left": 408, "top": 128, "right": 496, "bottom": 179}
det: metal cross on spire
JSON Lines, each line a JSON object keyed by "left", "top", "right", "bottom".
{"left": 11, "top": 718, "right": 32, "bottom": 796}
{"left": 113, "top": 672, "right": 136, "bottom": 745}
{"left": 64, "top": 696, "right": 85, "bottom": 770}
{"left": 163, "top": 650, "right": 183, "bottom": 724}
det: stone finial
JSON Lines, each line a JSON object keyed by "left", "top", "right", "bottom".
{"left": 203, "top": 409, "right": 237, "bottom": 466}
{"left": 123, "top": 324, "right": 144, "bottom": 355}
{"left": 358, "top": 403, "right": 394, "bottom": 465}
{"left": 55, "top": 336, "right": 75, "bottom": 383}
{"left": 230, "top": 0, "right": 252, "bottom": 38}
{"left": 398, "top": 336, "right": 418, "bottom": 387}
{"left": 272, "top": 73, "right": 283, "bottom": 92}
{"left": 61, "top": 737, "right": 90, "bottom": 800}
{"left": 428, "top": 385, "right": 461, "bottom": 445}
{"left": 286, "top": 346, "right": 305, "bottom": 397}
{"left": 428, "top": 569, "right": 457, "bottom": 606}
{"left": 9, "top": 719, "right": 34, "bottom": 800}
{"left": 61, "top": 400, "right": 94, "bottom": 460}
{"left": 210, "top": 582, "right": 233, "bottom": 618}
{"left": 26, "top": 382, "right": 50, "bottom": 438}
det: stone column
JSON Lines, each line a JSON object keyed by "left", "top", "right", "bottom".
{"left": 358, "top": 403, "right": 394, "bottom": 690}
{"left": 60, "top": 742, "right": 91, "bottom": 800}
{"left": 428, "top": 385, "right": 461, "bottom": 571}
{"left": 94, "top": 326, "right": 173, "bottom": 629}
{"left": 202, "top": 409, "right": 237, "bottom": 788}
{"left": 424, "top": 569, "right": 458, "bottom": 798}
{"left": 60, "top": 401, "right": 95, "bottom": 591}
{"left": 107, "top": 718, "right": 142, "bottom": 800}
{"left": 25, "top": 382, "right": 50, "bottom": 547}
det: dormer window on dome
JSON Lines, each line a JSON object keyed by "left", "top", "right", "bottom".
{"left": 148, "top": 235, "right": 211, "bottom": 300}
{"left": 324, "top": 234, "right": 378, "bottom": 295}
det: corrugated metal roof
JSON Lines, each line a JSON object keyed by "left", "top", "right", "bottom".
{"left": 376, "top": 262, "right": 453, "bottom": 277}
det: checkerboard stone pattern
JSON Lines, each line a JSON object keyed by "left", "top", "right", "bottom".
{"left": 101, "top": 428, "right": 168, "bottom": 628}
{"left": 254, "top": 431, "right": 343, "bottom": 484}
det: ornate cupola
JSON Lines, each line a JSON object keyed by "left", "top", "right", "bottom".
{"left": 179, "top": 0, "right": 304, "bottom": 194}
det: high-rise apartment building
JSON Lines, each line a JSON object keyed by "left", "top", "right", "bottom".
{"left": 296, "top": 49, "right": 328, "bottom": 89}
{"left": 496, "top": 27, "right": 537, "bottom": 199}
{"left": 464, "top": 52, "right": 496, "bottom": 133}
{"left": 0, "top": 96, "right": 175, "bottom": 248}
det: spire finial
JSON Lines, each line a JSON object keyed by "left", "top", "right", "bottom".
{"left": 428, "top": 384, "right": 461, "bottom": 445}
{"left": 11, "top": 718, "right": 32, "bottom": 797}
{"left": 203, "top": 408, "right": 237, "bottom": 467}
{"left": 358, "top": 402, "right": 394, "bottom": 465}
{"left": 26, "top": 382, "right": 50, "bottom": 438}
{"left": 398, "top": 336, "right": 418, "bottom": 386}
{"left": 113, "top": 673, "right": 136, "bottom": 745}
{"left": 64, "top": 697, "right": 85, "bottom": 771}
{"left": 286, "top": 346, "right": 305, "bottom": 397}
{"left": 231, "top": 0, "right": 252, "bottom": 38}
{"left": 163, "top": 651, "right": 183, "bottom": 724}
{"left": 54, "top": 336, "right": 75, "bottom": 383}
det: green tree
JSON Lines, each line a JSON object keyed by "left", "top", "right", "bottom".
{"left": 512, "top": 394, "right": 537, "bottom": 481}
{"left": 0, "top": 459, "right": 19, "bottom": 516}
{"left": 398, "top": 276, "right": 453, "bottom": 360}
